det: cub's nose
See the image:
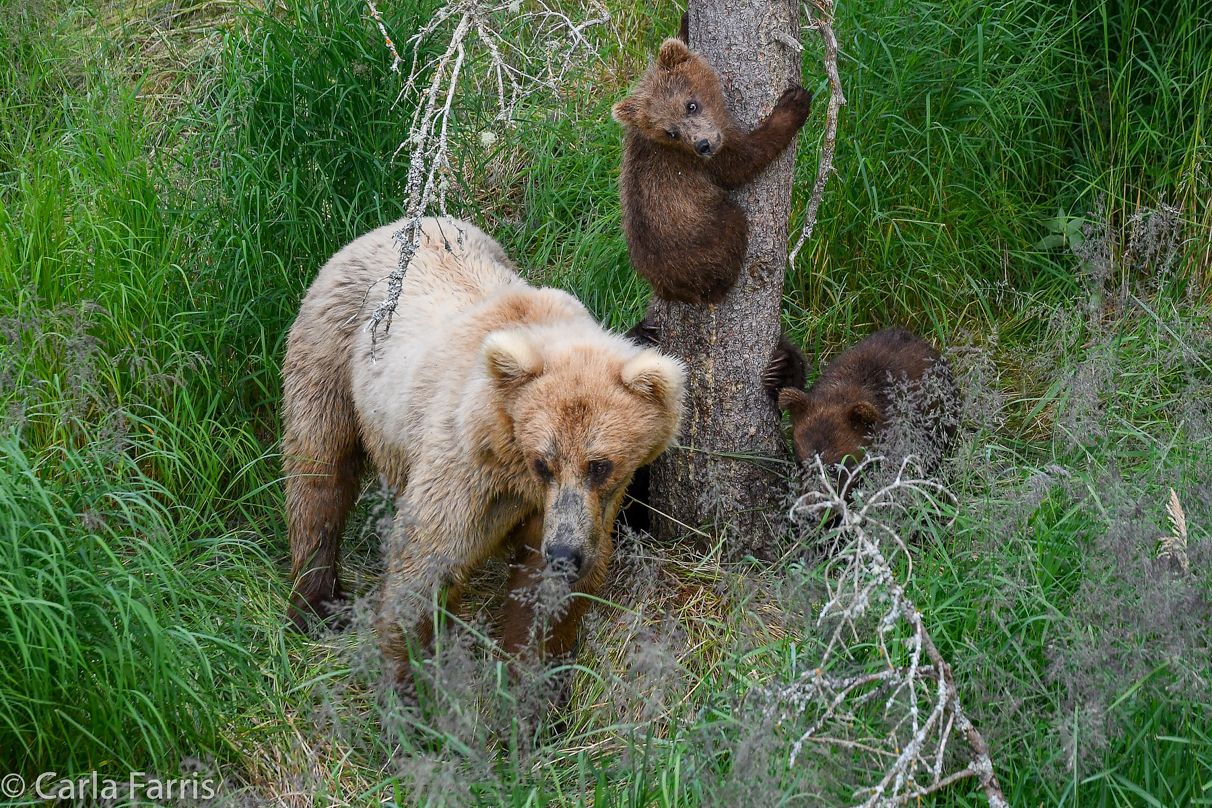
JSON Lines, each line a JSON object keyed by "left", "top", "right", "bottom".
{"left": 694, "top": 139, "right": 712, "bottom": 155}
{"left": 545, "top": 546, "right": 583, "bottom": 581}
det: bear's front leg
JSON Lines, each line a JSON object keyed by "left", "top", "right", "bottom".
{"left": 709, "top": 87, "right": 813, "bottom": 189}
{"left": 501, "top": 512, "right": 610, "bottom": 665}
{"left": 377, "top": 532, "right": 467, "bottom": 686}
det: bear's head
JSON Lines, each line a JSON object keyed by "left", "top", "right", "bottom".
{"left": 779, "top": 387, "right": 881, "bottom": 492}
{"left": 483, "top": 331, "right": 685, "bottom": 582}
{"left": 612, "top": 38, "right": 728, "bottom": 158}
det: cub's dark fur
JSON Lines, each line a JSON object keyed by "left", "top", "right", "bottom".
{"left": 769, "top": 328, "right": 959, "bottom": 486}
{"left": 613, "top": 38, "right": 812, "bottom": 304}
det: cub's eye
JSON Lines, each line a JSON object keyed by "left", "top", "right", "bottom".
{"left": 687, "top": 102, "right": 698, "bottom": 113}
{"left": 665, "top": 130, "right": 678, "bottom": 139}
{"left": 533, "top": 458, "right": 554, "bottom": 482}
{"left": 587, "top": 460, "right": 613, "bottom": 484}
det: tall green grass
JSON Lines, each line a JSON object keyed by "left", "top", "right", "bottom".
{"left": 0, "top": 0, "right": 291, "bottom": 773}
{"left": 783, "top": 0, "right": 1212, "bottom": 344}
{"left": 0, "top": 0, "right": 1209, "bottom": 801}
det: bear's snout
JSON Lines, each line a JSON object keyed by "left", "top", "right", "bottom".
{"left": 545, "top": 543, "right": 584, "bottom": 581}
{"left": 542, "top": 487, "right": 597, "bottom": 582}
{"left": 694, "top": 139, "right": 712, "bottom": 155}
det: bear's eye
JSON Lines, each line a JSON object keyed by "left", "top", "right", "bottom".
{"left": 533, "top": 458, "right": 554, "bottom": 482}
{"left": 687, "top": 102, "right": 698, "bottom": 113}
{"left": 665, "top": 130, "right": 678, "bottom": 139}
{"left": 587, "top": 460, "right": 613, "bottom": 485}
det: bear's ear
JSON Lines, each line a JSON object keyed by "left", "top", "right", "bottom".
{"left": 657, "top": 38, "right": 692, "bottom": 71}
{"left": 849, "top": 400, "right": 880, "bottom": 430}
{"left": 778, "top": 388, "right": 813, "bottom": 419}
{"left": 483, "top": 331, "right": 544, "bottom": 388}
{"left": 622, "top": 349, "right": 686, "bottom": 411}
{"left": 612, "top": 97, "right": 641, "bottom": 126}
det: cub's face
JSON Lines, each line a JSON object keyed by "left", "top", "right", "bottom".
{"left": 483, "top": 332, "right": 685, "bottom": 582}
{"left": 612, "top": 39, "right": 728, "bottom": 158}
{"left": 779, "top": 388, "right": 881, "bottom": 495}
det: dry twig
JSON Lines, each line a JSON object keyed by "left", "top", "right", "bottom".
{"left": 361, "top": 0, "right": 608, "bottom": 353}
{"left": 788, "top": 0, "right": 846, "bottom": 267}
{"left": 769, "top": 456, "right": 1008, "bottom": 808}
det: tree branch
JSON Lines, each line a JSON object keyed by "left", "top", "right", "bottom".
{"left": 360, "top": 0, "right": 609, "bottom": 355}
{"left": 771, "top": 456, "right": 1007, "bottom": 808}
{"left": 789, "top": 0, "right": 845, "bottom": 267}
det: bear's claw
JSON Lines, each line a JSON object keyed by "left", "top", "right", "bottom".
{"left": 763, "top": 358, "right": 793, "bottom": 394}
{"left": 626, "top": 317, "right": 660, "bottom": 347}
{"left": 764, "top": 336, "right": 807, "bottom": 395}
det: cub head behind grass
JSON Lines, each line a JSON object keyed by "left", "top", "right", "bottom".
{"left": 771, "top": 328, "right": 960, "bottom": 496}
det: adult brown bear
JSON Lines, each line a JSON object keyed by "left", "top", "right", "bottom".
{"left": 282, "top": 218, "right": 685, "bottom": 673}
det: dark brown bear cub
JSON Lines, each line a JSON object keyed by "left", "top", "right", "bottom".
{"left": 768, "top": 328, "right": 959, "bottom": 491}
{"left": 613, "top": 39, "right": 812, "bottom": 304}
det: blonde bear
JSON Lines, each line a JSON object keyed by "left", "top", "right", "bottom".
{"left": 282, "top": 218, "right": 684, "bottom": 674}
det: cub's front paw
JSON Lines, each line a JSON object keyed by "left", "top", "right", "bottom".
{"left": 763, "top": 335, "right": 807, "bottom": 396}
{"left": 625, "top": 316, "right": 660, "bottom": 347}
{"left": 775, "top": 85, "right": 813, "bottom": 125}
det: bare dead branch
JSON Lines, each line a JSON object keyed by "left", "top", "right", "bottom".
{"left": 894, "top": 765, "right": 979, "bottom": 804}
{"left": 366, "top": 0, "right": 402, "bottom": 73}
{"left": 361, "top": 0, "right": 609, "bottom": 354}
{"left": 769, "top": 455, "right": 1007, "bottom": 808}
{"left": 788, "top": 0, "right": 846, "bottom": 267}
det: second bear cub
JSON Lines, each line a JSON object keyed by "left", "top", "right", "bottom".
{"left": 613, "top": 38, "right": 812, "bottom": 304}
{"left": 770, "top": 328, "right": 959, "bottom": 488}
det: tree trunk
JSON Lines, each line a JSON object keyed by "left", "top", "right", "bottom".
{"left": 648, "top": 0, "right": 801, "bottom": 557}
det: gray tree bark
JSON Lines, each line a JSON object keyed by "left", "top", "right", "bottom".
{"left": 648, "top": 0, "right": 801, "bottom": 557}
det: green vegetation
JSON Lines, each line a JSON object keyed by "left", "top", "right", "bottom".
{"left": 1, "top": 0, "right": 1209, "bottom": 804}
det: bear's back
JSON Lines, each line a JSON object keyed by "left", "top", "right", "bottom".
{"left": 815, "top": 328, "right": 942, "bottom": 405}
{"left": 292, "top": 218, "right": 519, "bottom": 349}
{"left": 336, "top": 219, "right": 602, "bottom": 482}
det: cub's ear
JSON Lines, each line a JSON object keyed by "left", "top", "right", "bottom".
{"left": 622, "top": 350, "right": 686, "bottom": 412}
{"left": 657, "top": 38, "right": 692, "bottom": 70}
{"left": 778, "top": 388, "right": 813, "bottom": 419}
{"left": 612, "top": 97, "right": 641, "bottom": 126}
{"left": 849, "top": 400, "right": 880, "bottom": 430}
{"left": 483, "top": 331, "right": 543, "bottom": 388}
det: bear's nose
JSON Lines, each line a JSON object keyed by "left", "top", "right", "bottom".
{"left": 545, "top": 546, "right": 583, "bottom": 581}
{"left": 694, "top": 139, "right": 712, "bottom": 155}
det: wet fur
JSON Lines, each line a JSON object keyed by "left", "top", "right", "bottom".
{"left": 282, "top": 217, "right": 684, "bottom": 677}
{"left": 612, "top": 39, "right": 812, "bottom": 304}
